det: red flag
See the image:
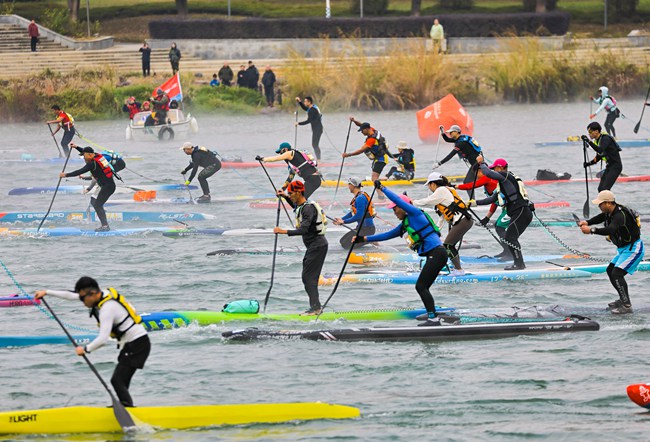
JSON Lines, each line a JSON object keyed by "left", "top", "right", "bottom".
{"left": 153, "top": 73, "right": 183, "bottom": 102}
{"left": 416, "top": 94, "right": 474, "bottom": 143}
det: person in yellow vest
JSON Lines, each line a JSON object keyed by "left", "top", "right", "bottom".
{"left": 412, "top": 172, "right": 473, "bottom": 276}
{"left": 333, "top": 177, "right": 376, "bottom": 249}
{"left": 429, "top": 18, "right": 445, "bottom": 54}
{"left": 34, "top": 277, "right": 150, "bottom": 407}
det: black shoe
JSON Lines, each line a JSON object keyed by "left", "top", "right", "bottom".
{"left": 196, "top": 195, "right": 211, "bottom": 203}
{"left": 95, "top": 225, "right": 110, "bottom": 232}
{"left": 608, "top": 299, "right": 623, "bottom": 309}
{"left": 300, "top": 308, "right": 323, "bottom": 316}
{"left": 493, "top": 251, "right": 513, "bottom": 261}
{"left": 504, "top": 264, "right": 525, "bottom": 271}
{"left": 610, "top": 304, "right": 633, "bottom": 314}
{"left": 439, "top": 315, "right": 461, "bottom": 325}
{"left": 418, "top": 317, "right": 442, "bottom": 327}
{"left": 415, "top": 312, "right": 429, "bottom": 321}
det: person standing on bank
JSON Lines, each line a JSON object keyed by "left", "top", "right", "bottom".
{"left": 581, "top": 121, "right": 622, "bottom": 192}
{"left": 296, "top": 96, "right": 324, "bottom": 161}
{"left": 354, "top": 182, "right": 447, "bottom": 326}
{"left": 578, "top": 190, "right": 644, "bottom": 314}
{"left": 433, "top": 124, "right": 483, "bottom": 195}
{"left": 46, "top": 105, "right": 75, "bottom": 157}
{"left": 245, "top": 61, "right": 259, "bottom": 90}
{"left": 262, "top": 66, "right": 276, "bottom": 107}
{"left": 61, "top": 146, "right": 116, "bottom": 232}
{"left": 218, "top": 62, "right": 234, "bottom": 87}
{"left": 168, "top": 42, "right": 181, "bottom": 74}
{"left": 139, "top": 41, "right": 151, "bottom": 77}
{"left": 256, "top": 142, "right": 322, "bottom": 198}
{"left": 34, "top": 276, "right": 151, "bottom": 407}
{"left": 590, "top": 86, "right": 620, "bottom": 138}
{"left": 180, "top": 142, "right": 222, "bottom": 203}
{"left": 236, "top": 65, "right": 246, "bottom": 87}
{"left": 333, "top": 177, "right": 376, "bottom": 250}
{"left": 274, "top": 180, "right": 329, "bottom": 316}
{"left": 28, "top": 19, "right": 39, "bottom": 52}
{"left": 429, "top": 18, "right": 444, "bottom": 54}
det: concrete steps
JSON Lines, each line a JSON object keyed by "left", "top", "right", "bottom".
{"left": 0, "top": 24, "right": 69, "bottom": 52}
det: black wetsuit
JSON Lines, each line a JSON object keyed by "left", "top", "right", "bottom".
{"left": 284, "top": 151, "right": 321, "bottom": 198}
{"left": 439, "top": 134, "right": 482, "bottom": 196}
{"left": 478, "top": 164, "right": 533, "bottom": 269}
{"left": 65, "top": 156, "right": 116, "bottom": 227}
{"left": 385, "top": 148, "right": 415, "bottom": 180}
{"left": 283, "top": 198, "right": 328, "bottom": 311}
{"left": 181, "top": 147, "right": 222, "bottom": 195}
{"left": 298, "top": 103, "right": 323, "bottom": 160}
{"left": 585, "top": 134, "right": 622, "bottom": 192}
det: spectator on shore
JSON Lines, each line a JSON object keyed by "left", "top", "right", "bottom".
{"left": 139, "top": 42, "right": 151, "bottom": 77}
{"left": 210, "top": 74, "right": 220, "bottom": 87}
{"left": 430, "top": 18, "right": 445, "bottom": 54}
{"left": 245, "top": 60, "right": 259, "bottom": 90}
{"left": 261, "top": 66, "right": 276, "bottom": 107}
{"left": 28, "top": 19, "right": 39, "bottom": 52}
{"left": 236, "top": 64, "right": 246, "bottom": 87}
{"left": 218, "top": 62, "right": 234, "bottom": 87}
{"left": 169, "top": 42, "right": 181, "bottom": 74}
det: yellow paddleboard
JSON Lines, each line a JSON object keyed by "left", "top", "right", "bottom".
{"left": 321, "top": 175, "right": 464, "bottom": 187}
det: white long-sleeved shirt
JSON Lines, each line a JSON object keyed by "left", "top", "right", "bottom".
{"left": 45, "top": 289, "right": 147, "bottom": 352}
{"left": 593, "top": 96, "right": 617, "bottom": 115}
{"left": 412, "top": 186, "right": 462, "bottom": 229}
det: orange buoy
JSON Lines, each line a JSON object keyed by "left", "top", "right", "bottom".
{"left": 416, "top": 94, "right": 474, "bottom": 143}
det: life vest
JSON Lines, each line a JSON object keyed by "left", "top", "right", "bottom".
{"left": 287, "top": 150, "right": 318, "bottom": 175}
{"left": 125, "top": 103, "right": 139, "bottom": 119}
{"left": 58, "top": 111, "right": 74, "bottom": 130}
{"left": 607, "top": 205, "right": 641, "bottom": 248}
{"left": 434, "top": 186, "right": 468, "bottom": 222}
{"left": 101, "top": 149, "right": 122, "bottom": 165}
{"left": 90, "top": 288, "right": 142, "bottom": 340}
{"left": 604, "top": 95, "right": 617, "bottom": 112}
{"left": 94, "top": 154, "right": 114, "bottom": 178}
{"left": 457, "top": 134, "right": 481, "bottom": 153}
{"left": 295, "top": 200, "right": 327, "bottom": 235}
{"left": 593, "top": 134, "right": 622, "bottom": 161}
{"left": 363, "top": 130, "right": 389, "bottom": 162}
{"left": 400, "top": 210, "right": 441, "bottom": 251}
{"left": 155, "top": 94, "right": 170, "bottom": 111}
{"left": 496, "top": 173, "right": 529, "bottom": 210}
{"left": 350, "top": 191, "right": 376, "bottom": 218}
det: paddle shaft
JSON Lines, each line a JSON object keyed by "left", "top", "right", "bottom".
{"left": 434, "top": 130, "right": 442, "bottom": 162}
{"left": 465, "top": 206, "right": 513, "bottom": 249}
{"left": 326, "top": 215, "right": 354, "bottom": 231}
{"left": 258, "top": 159, "right": 294, "bottom": 225}
{"left": 294, "top": 111, "right": 298, "bottom": 147}
{"left": 125, "top": 167, "right": 160, "bottom": 183}
{"left": 263, "top": 197, "right": 283, "bottom": 312}
{"left": 318, "top": 186, "right": 377, "bottom": 317}
{"left": 582, "top": 140, "right": 590, "bottom": 218}
{"left": 182, "top": 172, "right": 196, "bottom": 204}
{"left": 46, "top": 123, "right": 63, "bottom": 158}
{"left": 329, "top": 120, "right": 353, "bottom": 210}
{"left": 634, "top": 84, "right": 650, "bottom": 134}
{"left": 40, "top": 298, "right": 136, "bottom": 430}
{"left": 37, "top": 148, "right": 73, "bottom": 232}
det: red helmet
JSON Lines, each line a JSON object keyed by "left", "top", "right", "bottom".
{"left": 287, "top": 181, "right": 305, "bottom": 193}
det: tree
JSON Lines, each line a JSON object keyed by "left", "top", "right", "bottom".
{"left": 411, "top": 0, "right": 422, "bottom": 16}
{"left": 67, "top": 0, "right": 80, "bottom": 22}
{"left": 176, "top": 0, "right": 188, "bottom": 17}
{"left": 536, "top": 0, "right": 547, "bottom": 12}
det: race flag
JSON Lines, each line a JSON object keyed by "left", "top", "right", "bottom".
{"left": 416, "top": 94, "right": 474, "bottom": 143}
{"left": 153, "top": 72, "right": 183, "bottom": 102}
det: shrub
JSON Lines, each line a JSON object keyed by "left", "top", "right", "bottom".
{"left": 522, "top": 0, "right": 558, "bottom": 12}
{"left": 438, "top": 0, "right": 474, "bottom": 10}
{"left": 350, "top": 0, "right": 390, "bottom": 16}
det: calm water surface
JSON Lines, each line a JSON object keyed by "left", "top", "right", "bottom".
{"left": 1, "top": 100, "right": 649, "bottom": 441}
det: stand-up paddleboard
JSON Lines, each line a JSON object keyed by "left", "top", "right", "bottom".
{"left": 163, "top": 225, "right": 394, "bottom": 238}
{"left": 0, "top": 402, "right": 360, "bottom": 434}
{"left": 8, "top": 184, "right": 197, "bottom": 196}
{"left": 0, "top": 155, "right": 143, "bottom": 164}
{"left": 348, "top": 252, "right": 584, "bottom": 265}
{"left": 207, "top": 246, "right": 305, "bottom": 256}
{"left": 0, "top": 295, "right": 39, "bottom": 308}
{"left": 322, "top": 175, "right": 464, "bottom": 187}
{"left": 559, "top": 261, "right": 650, "bottom": 274}
{"left": 319, "top": 267, "right": 592, "bottom": 285}
{"left": 0, "top": 211, "right": 215, "bottom": 223}
{"left": 0, "top": 226, "right": 175, "bottom": 237}
{"left": 223, "top": 317, "right": 599, "bottom": 342}
{"left": 222, "top": 161, "right": 343, "bottom": 169}
{"left": 107, "top": 194, "right": 275, "bottom": 205}
{"left": 0, "top": 335, "right": 97, "bottom": 347}
{"left": 627, "top": 384, "right": 650, "bottom": 410}
{"left": 535, "top": 139, "right": 650, "bottom": 148}
{"left": 524, "top": 175, "right": 650, "bottom": 187}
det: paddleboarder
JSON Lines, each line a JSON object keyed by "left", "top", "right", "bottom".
{"left": 475, "top": 157, "right": 533, "bottom": 270}
{"left": 256, "top": 142, "right": 322, "bottom": 198}
{"left": 432, "top": 124, "right": 483, "bottom": 194}
{"left": 385, "top": 141, "right": 416, "bottom": 181}
{"left": 46, "top": 105, "right": 75, "bottom": 156}
{"left": 61, "top": 146, "right": 115, "bottom": 232}
{"left": 590, "top": 86, "right": 619, "bottom": 138}
{"left": 274, "top": 180, "right": 329, "bottom": 315}
{"left": 577, "top": 190, "right": 644, "bottom": 314}
{"left": 413, "top": 172, "right": 473, "bottom": 276}
{"left": 180, "top": 142, "right": 222, "bottom": 203}
{"left": 333, "top": 177, "right": 376, "bottom": 250}
{"left": 295, "top": 96, "right": 323, "bottom": 161}
{"left": 34, "top": 276, "right": 151, "bottom": 407}
{"left": 581, "top": 121, "right": 622, "bottom": 191}
{"left": 354, "top": 182, "right": 447, "bottom": 326}
{"left": 344, "top": 117, "right": 392, "bottom": 197}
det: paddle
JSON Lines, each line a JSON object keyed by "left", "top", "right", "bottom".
{"left": 572, "top": 213, "right": 582, "bottom": 226}
{"left": 317, "top": 186, "right": 377, "bottom": 318}
{"left": 46, "top": 123, "right": 63, "bottom": 158}
{"left": 258, "top": 159, "right": 294, "bottom": 226}
{"left": 325, "top": 215, "right": 354, "bottom": 231}
{"left": 125, "top": 167, "right": 160, "bottom": 183}
{"left": 37, "top": 147, "right": 73, "bottom": 232}
{"left": 329, "top": 120, "right": 353, "bottom": 211}
{"left": 634, "top": 84, "right": 650, "bottom": 134}
{"left": 263, "top": 197, "right": 282, "bottom": 312}
{"left": 434, "top": 130, "right": 442, "bottom": 162}
{"left": 40, "top": 298, "right": 136, "bottom": 431}
{"left": 464, "top": 206, "right": 510, "bottom": 250}
{"left": 581, "top": 140, "right": 590, "bottom": 218}
{"left": 181, "top": 172, "right": 197, "bottom": 205}
{"left": 294, "top": 111, "right": 298, "bottom": 147}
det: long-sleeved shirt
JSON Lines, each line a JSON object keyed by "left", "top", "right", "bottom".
{"left": 44, "top": 289, "right": 147, "bottom": 352}
{"left": 592, "top": 96, "right": 617, "bottom": 115}
{"left": 587, "top": 205, "right": 640, "bottom": 248}
{"left": 342, "top": 192, "right": 374, "bottom": 227}
{"left": 430, "top": 23, "right": 444, "bottom": 40}
{"left": 28, "top": 23, "right": 39, "bottom": 38}
{"left": 65, "top": 157, "right": 114, "bottom": 187}
{"left": 298, "top": 103, "right": 323, "bottom": 132}
{"left": 456, "top": 175, "right": 498, "bottom": 213}
{"left": 439, "top": 133, "right": 481, "bottom": 166}
{"left": 282, "top": 198, "right": 328, "bottom": 248}
{"left": 586, "top": 134, "right": 622, "bottom": 169}
{"left": 476, "top": 164, "right": 528, "bottom": 214}
{"left": 182, "top": 148, "right": 221, "bottom": 182}
{"left": 365, "top": 187, "right": 442, "bottom": 256}
{"left": 412, "top": 186, "right": 462, "bottom": 229}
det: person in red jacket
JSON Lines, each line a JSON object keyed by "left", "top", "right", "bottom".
{"left": 28, "top": 19, "right": 39, "bottom": 52}
{"left": 122, "top": 97, "right": 141, "bottom": 120}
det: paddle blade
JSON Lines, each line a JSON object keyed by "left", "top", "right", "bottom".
{"left": 111, "top": 396, "right": 137, "bottom": 430}
{"left": 626, "top": 384, "right": 650, "bottom": 410}
{"left": 571, "top": 213, "right": 581, "bottom": 226}
{"left": 634, "top": 120, "right": 641, "bottom": 134}
{"left": 582, "top": 200, "right": 590, "bottom": 219}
